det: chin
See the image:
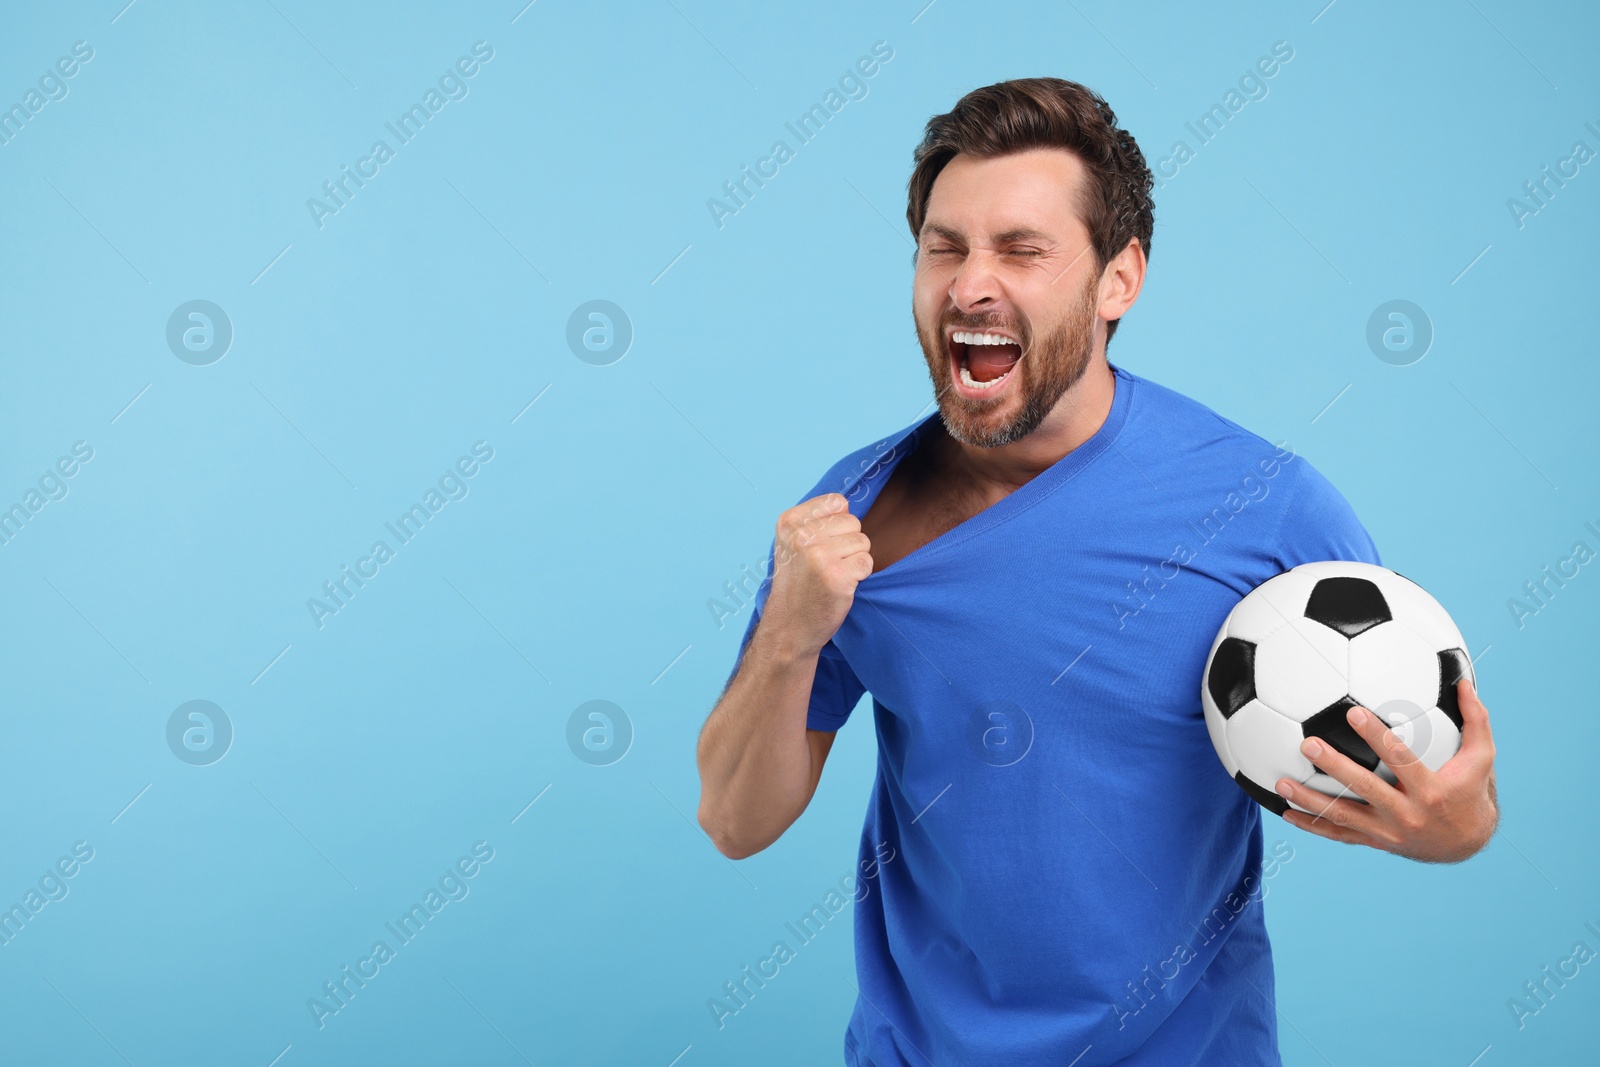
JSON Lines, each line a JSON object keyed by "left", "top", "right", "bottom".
{"left": 937, "top": 398, "right": 1038, "bottom": 449}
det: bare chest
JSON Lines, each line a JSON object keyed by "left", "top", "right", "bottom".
{"left": 860, "top": 452, "right": 996, "bottom": 574}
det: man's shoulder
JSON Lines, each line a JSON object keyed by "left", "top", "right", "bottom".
{"left": 1120, "top": 364, "right": 1379, "bottom": 563}
{"left": 1119, "top": 364, "right": 1288, "bottom": 461}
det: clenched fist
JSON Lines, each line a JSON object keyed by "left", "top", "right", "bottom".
{"left": 762, "top": 493, "right": 874, "bottom": 658}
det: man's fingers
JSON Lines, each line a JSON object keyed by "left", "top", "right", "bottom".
{"left": 1274, "top": 776, "right": 1380, "bottom": 834}
{"left": 780, "top": 494, "right": 849, "bottom": 531}
{"left": 1455, "top": 677, "right": 1496, "bottom": 767}
{"left": 841, "top": 548, "right": 875, "bottom": 581}
{"left": 1282, "top": 805, "right": 1372, "bottom": 847}
{"left": 1296, "top": 730, "right": 1402, "bottom": 813}
{"left": 833, "top": 532, "right": 872, "bottom": 560}
{"left": 805, "top": 492, "right": 849, "bottom": 516}
{"left": 779, "top": 507, "right": 862, "bottom": 550}
{"left": 1345, "top": 705, "right": 1434, "bottom": 794}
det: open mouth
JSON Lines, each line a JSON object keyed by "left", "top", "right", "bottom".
{"left": 948, "top": 330, "right": 1023, "bottom": 394}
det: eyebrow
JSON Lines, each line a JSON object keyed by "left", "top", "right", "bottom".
{"left": 919, "top": 224, "right": 1055, "bottom": 245}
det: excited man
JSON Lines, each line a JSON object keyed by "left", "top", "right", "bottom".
{"left": 695, "top": 78, "right": 1498, "bottom": 1066}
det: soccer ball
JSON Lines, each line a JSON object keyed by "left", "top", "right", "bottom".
{"left": 1201, "top": 560, "right": 1475, "bottom": 815}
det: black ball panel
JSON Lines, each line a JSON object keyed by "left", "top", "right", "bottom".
{"left": 1233, "top": 770, "right": 1289, "bottom": 816}
{"left": 1302, "top": 697, "right": 1381, "bottom": 773}
{"left": 1304, "top": 576, "right": 1392, "bottom": 638}
{"left": 1207, "top": 637, "right": 1257, "bottom": 719}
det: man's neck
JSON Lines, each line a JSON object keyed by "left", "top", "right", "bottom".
{"left": 937, "top": 356, "right": 1117, "bottom": 496}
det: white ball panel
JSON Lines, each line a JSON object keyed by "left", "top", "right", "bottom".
{"left": 1386, "top": 705, "right": 1462, "bottom": 775}
{"left": 1253, "top": 620, "right": 1349, "bottom": 722}
{"left": 1202, "top": 654, "right": 1238, "bottom": 779}
{"left": 1226, "top": 567, "right": 1321, "bottom": 643}
{"left": 1224, "top": 594, "right": 1290, "bottom": 646}
{"left": 1347, "top": 622, "right": 1440, "bottom": 713}
{"left": 1225, "top": 699, "right": 1314, "bottom": 791}
{"left": 1382, "top": 573, "right": 1468, "bottom": 653}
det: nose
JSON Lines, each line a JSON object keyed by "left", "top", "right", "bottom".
{"left": 948, "top": 247, "right": 1003, "bottom": 313}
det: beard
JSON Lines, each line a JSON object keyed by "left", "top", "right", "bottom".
{"left": 916, "top": 275, "right": 1099, "bottom": 448}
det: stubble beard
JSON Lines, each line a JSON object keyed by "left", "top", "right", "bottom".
{"left": 917, "top": 277, "right": 1100, "bottom": 449}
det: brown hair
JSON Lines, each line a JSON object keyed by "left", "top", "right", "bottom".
{"left": 906, "top": 77, "right": 1154, "bottom": 342}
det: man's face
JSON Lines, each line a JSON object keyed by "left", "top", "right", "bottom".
{"left": 912, "top": 148, "right": 1104, "bottom": 448}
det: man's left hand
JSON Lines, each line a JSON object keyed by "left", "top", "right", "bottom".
{"left": 1274, "top": 678, "right": 1498, "bottom": 863}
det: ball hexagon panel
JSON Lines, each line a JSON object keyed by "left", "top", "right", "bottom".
{"left": 1382, "top": 572, "right": 1470, "bottom": 654}
{"left": 1252, "top": 622, "right": 1348, "bottom": 723}
{"left": 1224, "top": 584, "right": 1295, "bottom": 645}
{"left": 1225, "top": 699, "right": 1315, "bottom": 796}
{"left": 1223, "top": 596, "right": 1288, "bottom": 647}
{"left": 1390, "top": 704, "right": 1463, "bottom": 774}
{"left": 1224, "top": 567, "right": 1322, "bottom": 643}
{"left": 1347, "top": 621, "right": 1441, "bottom": 713}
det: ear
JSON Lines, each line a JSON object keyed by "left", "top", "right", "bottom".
{"left": 1097, "top": 237, "right": 1147, "bottom": 323}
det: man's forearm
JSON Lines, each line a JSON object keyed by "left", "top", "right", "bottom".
{"left": 696, "top": 619, "right": 826, "bottom": 859}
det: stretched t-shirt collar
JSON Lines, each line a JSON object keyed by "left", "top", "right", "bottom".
{"left": 842, "top": 361, "right": 1137, "bottom": 585}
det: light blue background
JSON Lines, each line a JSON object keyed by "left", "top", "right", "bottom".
{"left": 1, "top": 1, "right": 1596, "bottom": 1064}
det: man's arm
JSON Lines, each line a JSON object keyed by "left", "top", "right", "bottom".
{"left": 696, "top": 493, "right": 871, "bottom": 859}
{"left": 696, "top": 620, "right": 839, "bottom": 859}
{"left": 1273, "top": 676, "right": 1498, "bottom": 863}
{"left": 1263, "top": 456, "right": 1497, "bottom": 862}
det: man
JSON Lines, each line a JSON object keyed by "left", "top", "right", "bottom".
{"left": 695, "top": 78, "right": 1498, "bottom": 1066}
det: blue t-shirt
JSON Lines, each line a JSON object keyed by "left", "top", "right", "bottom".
{"left": 729, "top": 362, "right": 1381, "bottom": 1066}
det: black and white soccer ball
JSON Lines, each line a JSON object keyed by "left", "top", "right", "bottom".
{"left": 1201, "top": 560, "right": 1475, "bottom": 815}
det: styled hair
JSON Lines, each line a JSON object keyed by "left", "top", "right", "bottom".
{"left": 906, "top": 77, "right": 1155, "bottom": 342}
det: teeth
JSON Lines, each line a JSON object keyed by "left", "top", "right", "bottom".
{"left": 953, "top": 331, "right": 1016, "bottom": 346}
{"left": 959, "top": 362, "right": 1011, "bottom": 389}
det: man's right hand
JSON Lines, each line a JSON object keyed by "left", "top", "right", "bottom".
{"left": 761, "top": 493, "right": 874, "bottom": 658}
